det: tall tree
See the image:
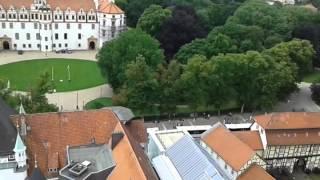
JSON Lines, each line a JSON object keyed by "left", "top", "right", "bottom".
{"left": 98, "top": 29, "right": 164, "bottom": 90}
{"left": 137, "top": 5, "right": 172, "bottom": 36}
{"left": 120, "top": 55, "right": 158, "bottom": 115}
{"left": 156, "top": 5, "right": 206, "bottom": 60}
{"left": 156, "top": 60, "right": 182, "bottom": 114}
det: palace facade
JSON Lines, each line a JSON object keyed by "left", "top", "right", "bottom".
{"left": 0, "top": 0, "right": 126, "bottom": 52}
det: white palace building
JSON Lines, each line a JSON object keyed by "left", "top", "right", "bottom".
{"left": 0, "top": 0, "right": 126, "bottom": 52}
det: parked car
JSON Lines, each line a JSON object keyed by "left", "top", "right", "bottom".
{"left": 66, "top": 49, "right": 73, "bottom": 54}
{"left": 17, "top": 50, "right": 23, "bottom": 55}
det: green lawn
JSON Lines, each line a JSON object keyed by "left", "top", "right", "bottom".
{"left": 0, "top": 59, "right": 106, "bottom": 92}
{"left": 303, "top": 71, "right": 320, "bottom": 83}
{"left": 85, "top": 97, "right": 113, "bottom": 110}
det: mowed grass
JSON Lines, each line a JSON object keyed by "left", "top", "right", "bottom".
{"left": 303, "top": 70, "right": 320, "bottom": 83}
{"left": 85, "top": 97, "right": 113, "bottom": 110}
{"left": 0, "top": 59, "right": 106, "bottom": 92}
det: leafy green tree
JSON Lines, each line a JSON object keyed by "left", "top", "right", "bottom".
{"left": 267, "top": 39, "right": 314, "bottom": 79}
{"left": 98, "top": 29, "right": 164, "bottom": 90}
{"left": 120, "top": 55, "right": 159, "bottom": 115}
{"left": 175, "top": 33, "right": 236, "bottom": 64}
{"left": 156, "top": 60, "right": 182, "bottom": 115}
{"left": 179, "top": 55, "right": 210, "bottom": 111}
{"left": 137, "top": 5, "right": 172, "bottom": 36}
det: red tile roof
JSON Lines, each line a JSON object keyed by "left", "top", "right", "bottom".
{"left": 125, "top": 119, "right": 148, "bottom": 144}
{"left": 99, "top": 1, "right": 124, "bottom": 14}
{"left": 232, "top": 131, "right": 264, "bottom": 150}
{"left": 254, "top": 112, "right": 320, "bottom": 130}
{"left": 266, "top": 129, "right": 320, "bottom": 145}
{"left": 11, "top": 109, "right": 157, "bottom": 179}
{"left": 238, "top": 164, "right": 275, "bottom": 180}
{"left": 202, "top": 123, "right": 255, "bottom": 171}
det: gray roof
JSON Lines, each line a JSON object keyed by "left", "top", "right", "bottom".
{"left": 104, "top": 106, "right": 134, "bottom": 122}
{"left": 0, "top": 98, "right": 17, "bottom": 155}
{"left": 59, "top": 144, "right": 115, "bottom": 180}
{"left": 166, "top": 135, "right": 224, "bottom": 180}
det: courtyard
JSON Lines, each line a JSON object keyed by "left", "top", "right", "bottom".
{"left": 0, "top": 58, "right": 106, "bottom": 92}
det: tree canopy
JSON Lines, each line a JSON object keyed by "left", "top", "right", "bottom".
{"left": 98, "top": 29, "right": 165, "bottom": 90}
{"left": 137, "top": 5, "right": 172, "bottom": 36}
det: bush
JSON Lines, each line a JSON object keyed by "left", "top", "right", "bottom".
{"left": 305, "top": 168, "right": 311, "bottom": 174}
{"left": 310, "top": 83, "right": 320, "bottom": 105}
{"left": 312, "top": 167, "right": 320, "bottom": 174}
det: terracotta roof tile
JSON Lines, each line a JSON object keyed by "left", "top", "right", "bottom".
{"left": 238, "top": 164, "right": 275, "bottom": 180}
{"left": 266, "top": 129, "right": 320, "bottom": 145}
{"left": 202, "top": 123, "right": 255, "bottom": 171}
{"left": 109, "top": 122, "right": 158, "bottom": 180}
{"left": 0, "top": 0, "right": 32, "bottom": 9}
{"left": 255, "top": 112, "right": 320, "bottom": 130}
{"left": 0, "top": 0, "right": 95, "bottom": 11}
{"left": 99, "top": 1, "right": 124, "bottom": 14}
{"left": 48, "top": 0, "right": 95, "bottom": 11}
{"left": 125, "top": 119, "right": 148, "bottom": 144}
{"left": 232, "top": 131, "right": 263, "bottom": 150}
{"left": 11, "top": 109, "right": 118, "bottom": 177}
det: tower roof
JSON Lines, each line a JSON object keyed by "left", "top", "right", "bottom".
{"left": 13, "top": 132, "right": 26, "bottom": 152}
{"left": 99, "top": 1, "right": 124, "bottom": 14}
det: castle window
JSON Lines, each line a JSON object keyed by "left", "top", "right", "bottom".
{"left": 36, "top": 33, "right": 40, "bottom": 40}
{"left": 9, "top": 23, "right": 13, "bottom": 29}
{"left": 44, "top": 24, "right": 47, "bottom": 30}
{"left": 21, "top": 23, "right": 25, "bottom": 29}
{"left": 24, "top": 14, "right": 27, "bottom": 19}
{"left": 14, "top": 44, "right": 17, "bottom": 48}
{"left": 28, "top": 44, "right": 31, "bottom": 48}
{"left": 65, "top": 43, "right": 68, "bottom": 47}
{"left": 35, "top": 14, "right": 38, "bottom": 19}
{"left": 15, "top": 33, "right": 19, "bottom": 40}
{"left": 78, "top": 24, "right": 81, "bottom": 29}
{"left": 78, "top": 33, "right": 81, "bottom": 40}
{"left": 59, "top": 44, "right": 61, "bottom": 48}
{"left": 37, "top": 44, "right": 40, "bottom": 48}
{"left": 112, "top": 21, "right": 115, "bottom": 26}
{"left": 26, "top": 33, "right": 30, "bottom": 40}
{"left": 78, "top": 43, "right": 81, "bottom": 47}
{"left": 66, "top": 15, "right": 69, "bottom": 20}
{"left": 92, "top": 24, "right": 95, "bottom": 29}
{"left": 66, "top": 23, "right": 70, "bottom": 29}
{"left": 55, "top": 33, "right": 58, "bottom": 40}
{"left": 55, "top": 23, "right": 58, "bottom": 29}
{"left": 13, "top": 14, "right": 16, "bottom": 19}
{"left": 8, "top": 14, "right": 11, "bottom": 19}
{"left": 72, "top": 15, "right": 75, "bottom": 20}
{"left": 111, "top": 31, "right": 115, "bottom": 38}
{"left": 31, "top": 14, "right": 34, "bottom": 19}
{"left": 102, "top": 30, "right": 106, "bottom": 37}
{"left": 45, "top": 37, "right": 48, "bottom": 41}
{"left": 44, "top": 14, "right": 47, "bottom": 20}
{"left": 2, "top": 22, "right": 5, "bottom": 28}
{"left": 103, "top": 20, "right": 105, "bottom": 26}
{"left": 20, "top": 14, "right": 23, "bottom": 19}
{"left": 34, "top": 23, "right": 38, "bottom": 29}
{"left": 23, "top": 44, "right": 26, "bottom": 48}
{"left": 64, "top": 33, "right": 67, "bottom": 39}
{"left": 55, "top": 15, "right": 57, "bottom": 19}
{"left": 1, "top": 14, "right": 5, "bottom": 18}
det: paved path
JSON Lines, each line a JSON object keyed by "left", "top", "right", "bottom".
{"left": 273, "top": 82, "right": 320, "bottom": 112}
{"left": 46, "top": 84, "right": 113, "bottom": 111}
{"left": 0, "top": 50, "right": 97, "bottom": 65}
{"left": 0, "top": 50, "right": 113, "bottom": 111}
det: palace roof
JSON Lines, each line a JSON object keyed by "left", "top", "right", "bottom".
{"left": 201, "top": 123, "right": 255, "bottom": 171}
{"left": 238, "top": 164, "right": 275, "bottom": 180}
{"left": 232, "top": 131, "right": 264, "bottom": 150}
{"left": 99, "top": 1, "right": 124, "bottom": 14}
{"left": 255, "top": 112, "right": 320, "bottom": 130}
{"left": 48, "top": 0, "right": 95, "bottom": 11}
{"left": 12, "top": 109, "right": 157, "bottom": 179}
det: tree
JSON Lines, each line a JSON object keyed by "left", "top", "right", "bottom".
{"left": 175, "top": 33, "right": 236, "bottom": 64}
{"left": 293, "top": 24, "right": 320, "bottom": 67}
{"left": 137, "top": 5, "right": 172, "bottom": 36}
{"left": 119, "top": 55, "right": 158, "bottom": 115}
{"left": 156, "top": 60, "right": 183, "bottom": 115}
{"left": 179, "top": 55, "right": 210, "bottom": 111}
{"left": 123, "top": 0, "right": 163, "bottom": 27}
{"left": 311, "top": 83, "right": 320, "bottom": 105}
{"left": 267, "top": 39, "right": 315, "bottom": 79}
{"left": 156, "top": 5, "right": 206, "bottom": 60}
{"left": 98, "top": 29, "right": 164, "bottom": 90}
{"left": 27, "top": 72, "right": 58, "bottom": 113}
